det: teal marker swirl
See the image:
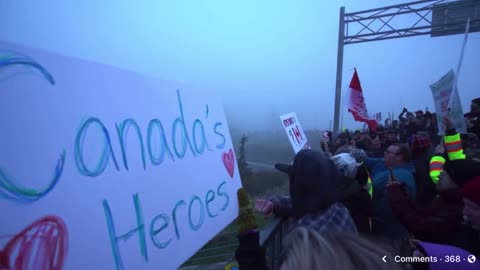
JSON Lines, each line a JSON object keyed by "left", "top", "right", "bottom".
{"left": 0, "top": 51, "right": 55, "bottom": 85}
{"left": 0, "top": 151, "right": 65, "bottom": 202}
{"left": 0, "top": 51, "right": 62, "bottom": 202}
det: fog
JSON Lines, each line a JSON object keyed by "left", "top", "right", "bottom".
{"left": 2, "top": 0, "right": 479, "bottom": 133}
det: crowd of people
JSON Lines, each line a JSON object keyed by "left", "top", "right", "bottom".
{"left": 232, "top": 97, "right": 480, "bottom": 270}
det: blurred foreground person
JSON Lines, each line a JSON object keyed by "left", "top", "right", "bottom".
{"left": 279, "top": 227, "right": 403, "bottom": 270}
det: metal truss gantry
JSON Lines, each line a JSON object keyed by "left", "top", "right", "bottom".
{"left": 333, "top": 0, "right": 480, "bottom": 134}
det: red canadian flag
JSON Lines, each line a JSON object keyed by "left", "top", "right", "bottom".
{"left": 347, "top": 69, "right": 378, "bottom": 132}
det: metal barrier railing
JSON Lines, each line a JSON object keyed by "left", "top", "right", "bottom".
{"left": 183, "top": 229, "right": 238, "bottom": 266}
{"left": 182, "top": 217, "right": 289, "bottom": 269}
{"left": 259, "top": 218, "right": 289, "bottom": 270}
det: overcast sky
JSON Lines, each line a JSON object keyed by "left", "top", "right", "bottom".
{"left": 1, "top": 0, "right": 479, "bottom": 131}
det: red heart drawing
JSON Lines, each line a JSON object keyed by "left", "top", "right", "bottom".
{"left": 222, "top": 149, "right": 235, "bottom": 178}
{"left": 0, "top": 215, "right": 68, "bottom": 270}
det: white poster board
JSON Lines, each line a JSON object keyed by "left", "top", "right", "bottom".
{"left": 0, "top": 41, "right": 242, "bottom": 270}
{"left": 430, "top": 69, "right": 467, "bottom": 135}
{"left": 280, "top": 112, "right": 309, "bottom": 153}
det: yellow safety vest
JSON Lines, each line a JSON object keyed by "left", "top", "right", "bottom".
{"left": 429, "top": 155, "right": 446, "bottom": 184}
{"left": 364, "top": 165, "right": 373, "bottom": 198}
{"left": 444, "top": 132, "right": 465, "bottom": 160}
{"left": 429, "top": 132, "right": 465, "bottom": 184}
{"left": 362, "top": 165, "right": 373, "bottom": 232}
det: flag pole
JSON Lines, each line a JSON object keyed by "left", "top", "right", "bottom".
{"left": 333, "top": 7, "right": 346, "bottom": 136}
{"left": 448, "top": 17, "right": 470, "bottom": 112}
{"left": 340, "top": 91, "right": 344, "bottom": 131}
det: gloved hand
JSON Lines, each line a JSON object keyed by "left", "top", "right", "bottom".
{"left": 237, "top": 188, "right": 258, "bottom": 235}
{"left": 254, "top": 199, "right": 274, "bottom": 218}
{"left": 235, "top": 189, "right": 269, "bottom": 270}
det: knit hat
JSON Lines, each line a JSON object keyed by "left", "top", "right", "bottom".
{"left": 284, "top": 150, "right": 349, "bottom": 220}
{"left": 350, "top": 148, "right": 368, "bottom": 163}
{"left": 331, "top": 153, "right": 361, "bottom": 179}
{"left": 462, "top": 176, "right": 480, "bottom": 205}
{"left": 443, "top": 159, "right": 480, "bottom": 187}
{"left": 407, "top": 134, "right": 431, "bottom": 155}
{"left": 415, "top": 241, "right": 479, "bottom": 270}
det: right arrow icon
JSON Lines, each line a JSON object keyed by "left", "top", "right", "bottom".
{"left": 382, "top": 255, "right": 387, "bottom": 262}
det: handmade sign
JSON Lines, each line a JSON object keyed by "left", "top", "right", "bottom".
{"left": 430, "top": 69, "right": 467, "bottom": 135}
{"left": 280, "top": 112, "right": 309, "bottom": 153}
{"left": 0, "top": 40, "right": 242, "bottom": 270}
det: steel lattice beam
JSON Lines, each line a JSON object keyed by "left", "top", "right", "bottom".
{"left": 344, "top": 0, "right": 480, "bottom": 44}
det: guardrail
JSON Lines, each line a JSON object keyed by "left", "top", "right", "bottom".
{"left": 259, "top": 218, "right": 289, "bottom": 270}
{"left": 182, "top": 217, "right": 289, "bottom": 269}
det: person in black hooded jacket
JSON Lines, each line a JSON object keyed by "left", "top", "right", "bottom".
{"left": 254, "top": 150, "right": 358, "bottom": 235}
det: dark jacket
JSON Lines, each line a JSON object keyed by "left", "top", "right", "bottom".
{"left": 269, "top": 180, "right": 368, "bottom": 234}
{"left": 235, "top": 231, "right": 269, "bottom": 270}
{"left": 341, "top": 188, "right": 372, "bottom": 233}
{"left": 388, "top": 184, "right": 463, "bottom": 244}
{"left": 412, "top": 153, "right": 437, "bottom": 206}
{"left": 268, "top": 196, "right": 358, "bottom": 235}
{"left": 452, "top": 224, "right": 480, "bottom": 257}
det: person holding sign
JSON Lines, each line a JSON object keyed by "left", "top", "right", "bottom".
{"left": 429, "top": 116, "right": 466, "bottom": 185}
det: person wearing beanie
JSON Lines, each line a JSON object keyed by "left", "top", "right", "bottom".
{"left": 234, "top": 188, "right": 269, "bottom": 270}
{"left": 340, "top": 147, "right": 374, "bottom": 198}
{"left": 388, "top": 159, "right": 480, "bottom": 251}
{"left": 255, "top": 150, "right": 358, "bottom": 235}
{"left": 330, "top": 153, "right": 373, "bottom": 233}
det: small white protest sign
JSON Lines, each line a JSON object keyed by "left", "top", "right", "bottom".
{"left": 430, "top": 69, "right": 467, "bottom": 135}
{"left": 280, "top": 112, "right": 310, "bottom": 153}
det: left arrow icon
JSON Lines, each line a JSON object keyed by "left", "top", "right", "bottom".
{"left": 382, "top": 255, "right": 387, "bottom": 262}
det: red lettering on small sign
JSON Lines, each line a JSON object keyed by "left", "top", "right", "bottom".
{"left": 293, "top": 126, "right": 303, "bottom": 142}
{"left": 283, "top": 117, "right": 296, "bottom": 127}
{"left": 440, "top": 100, "right": 449, "bottom": 112}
